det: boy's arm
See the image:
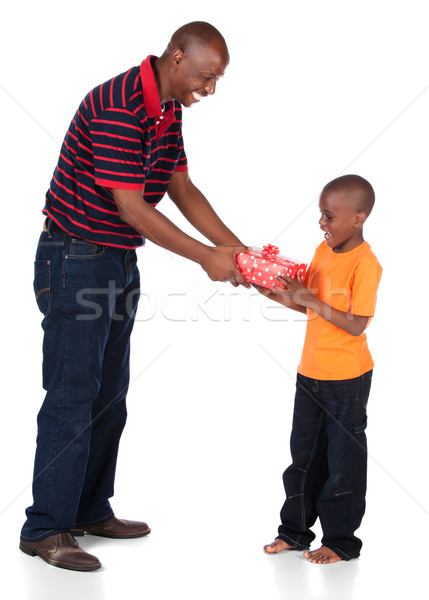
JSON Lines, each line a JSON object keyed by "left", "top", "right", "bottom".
{"left": 273, "top": 272, "right": 369, "bottom": 336}
{"left": 252, "top": 284, "right": 307, "bottom": 314}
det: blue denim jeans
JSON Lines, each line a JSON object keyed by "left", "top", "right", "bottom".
{"left": 277, "top": 371, "right": 372, "bottom": 560}
{"left": 21, "top": 225, "right": 140, "bottom": 541}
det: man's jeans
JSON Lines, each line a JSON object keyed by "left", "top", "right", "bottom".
{"left": 277, "top": 371, "right": 372, "bottom": 560}
{"left": 21, "top": 227, "right": 140, "bottom": 541}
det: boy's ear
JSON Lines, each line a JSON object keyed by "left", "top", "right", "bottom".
{"left": 354, "top": 211, "right": 367, "bottom": 228}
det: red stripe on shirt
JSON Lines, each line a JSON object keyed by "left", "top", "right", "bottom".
{"left": 92, "top": 142, "right": 143, "bottom": 154}
{"left": 90, "top": 119, "right": 141, "bottom": 133}
{"left": 74, "top": 124, "right": 92, "bottom": 143}
{"left": 95, "top": 167, "right": 145, "bottom": 178}
{"left": 95, "top": 178, "right": 145, "bottom": 191}
{"left": 110, "top": 76, "right": 117, "bottom": 107}
{"left": 90, "top": 89, "right": 96, "bottom": 117}
{"left": 90, "top": 131, "right": 142, "bottom": 144}
{"left": 77, "top": 110, "right": 89, "bottom": 127}
{"left": 97, "top": 156, "right": 143, "bottom": 166}
{"left": 76, "top": 155, "right": 94, "bottom": 167}
{"left": 122, "top": 68, "right": 132, "bottom": 107}
{"left": 133, "top": 73, "right": 139, "bottom": 92}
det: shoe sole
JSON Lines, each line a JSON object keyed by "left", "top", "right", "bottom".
{"left": 19, "top": 541, "right": 102, "bottom": 572}
{"left": 71, "top": 527, "right": 151, "bottom": 539}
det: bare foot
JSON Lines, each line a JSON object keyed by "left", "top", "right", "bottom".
{"left": 263, "top": 539, "right": 296, "bottom": 554}
{"left": 303, "top": 546, "right": 342, "bottom": 564}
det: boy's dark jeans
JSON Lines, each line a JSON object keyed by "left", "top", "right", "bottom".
{"left": 277, "top": 371, "right": 372, "bottom": 560}
{"left": 21, "top": 228, "right": 140, "bottom": 541}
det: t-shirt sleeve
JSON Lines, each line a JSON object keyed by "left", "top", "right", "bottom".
{"left": 304, "top": 242, "right": 324, "bottom": 286}
{"left": 351, "top": 256, "right": 383, "bottom": 317}
{"left": 174, "top": 130, "right": 188, "bottom": 172}
{"left": 90, "top": 109, "right": 146, "bottom": 190}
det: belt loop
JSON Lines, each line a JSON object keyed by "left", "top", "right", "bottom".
{"left": 43, "top": 217, "right": 54, "bottom": 236}
{"left": 46, "top": 217, "right": 53, "bottom": 236}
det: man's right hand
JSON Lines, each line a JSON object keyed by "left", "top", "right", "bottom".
{"left": 200, "top": 245, "right": 251, "bottom": 288}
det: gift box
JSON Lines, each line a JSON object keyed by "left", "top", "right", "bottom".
{"left": 235, "top": 244, "right": 307, "bottom": 290}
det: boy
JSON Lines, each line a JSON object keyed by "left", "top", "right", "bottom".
{"left": 260, "top": 174, "right": 382, "bottom": 564}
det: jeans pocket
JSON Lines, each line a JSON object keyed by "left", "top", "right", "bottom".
{"left": 67, "top": 238, "right": 105, "bottom": 259}
{"left": 353, "top": 417, "right": 367, "bottom": 435}
{"left": 34, "top": 260, "right": 51, "bottom": 316}
{"left": 353, "top": 371, "right": 372, "bottom": 434}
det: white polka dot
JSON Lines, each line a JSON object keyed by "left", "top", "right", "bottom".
{"left": 263, "top": 281, "right": 266, "bottom": 285}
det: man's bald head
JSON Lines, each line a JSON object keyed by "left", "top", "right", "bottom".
{"left": 322, "top": 174, "right": 375, "bottom": 216}
{"left": 155, "top": 21, "right": 229, "bottom": 107}
{"left": 166, "top": 21, "right": 229, "bottom": 65}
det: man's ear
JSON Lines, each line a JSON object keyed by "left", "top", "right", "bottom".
{"left": 171, "top": 49, "right": 184, "bottom": 66}
{"left": 354, "top": 211, "right": 367, "bottom": 228}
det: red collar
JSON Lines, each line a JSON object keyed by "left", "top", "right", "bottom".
{"left": 140, "top": 55, "right": 164, "bottom": 118}
{"left": 140, "top": 56, "right": 177, "bottom": 138}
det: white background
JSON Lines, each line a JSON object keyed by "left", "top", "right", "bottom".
{"left": 1, "top": 0, "right": 428, "bottom": 598}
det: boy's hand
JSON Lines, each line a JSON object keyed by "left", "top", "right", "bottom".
{"left": 252, "top": 283, "right": 272, "bottom": 296}
{"left": 252, "top": 283, "right": 283, "bottom": 302}
{"left": 273, "top": 270, "right": 313, "bottom": 307}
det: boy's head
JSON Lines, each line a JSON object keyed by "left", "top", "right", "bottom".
{"left": 319, "top": 174, "right": 375, "bottom": 253}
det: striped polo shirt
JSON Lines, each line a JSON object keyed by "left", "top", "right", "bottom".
{"left": 43, "top": 56, "right": 188, "bottom": 249}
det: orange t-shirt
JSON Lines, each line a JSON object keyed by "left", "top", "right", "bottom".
{"left": 297, "top": 241, "right": 382, "bottom": 381}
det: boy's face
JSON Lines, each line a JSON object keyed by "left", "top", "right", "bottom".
{"left": 319, "top": 190, "right": 365, "bottom": 253}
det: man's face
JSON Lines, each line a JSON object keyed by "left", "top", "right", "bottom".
{"left": 172, "top": 42, "right": 229, "bottom": 107}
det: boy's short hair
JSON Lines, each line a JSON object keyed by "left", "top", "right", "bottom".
{"left": 322, "top": 174, "right": 375, "bottom": 216}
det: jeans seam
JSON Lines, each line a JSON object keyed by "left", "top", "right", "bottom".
{"left": 327, "top": 544, "right": 355, "bottom": 560}
{"left": 276, "top": 533, "right": 307, "bottom": 549}
{"left": 298, "top": 409, "right": 325, "bottom": 545}
{"left": 47, "top": 297, "right": 70, "bottom": 514}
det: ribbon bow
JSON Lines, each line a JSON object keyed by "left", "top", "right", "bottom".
{"left": 262, "top": 244, "right": 280, "bottom": 257}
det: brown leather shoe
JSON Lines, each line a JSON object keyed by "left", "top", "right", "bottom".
{"left": 19, "top": 532, "right": 102, "bottom": 571}
{"left": 72, "top": 517, "right": 151, "bottom": 539}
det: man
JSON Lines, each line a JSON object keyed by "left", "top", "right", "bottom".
{"left": 20, "top": 21, "right": 249, "bottom": 572}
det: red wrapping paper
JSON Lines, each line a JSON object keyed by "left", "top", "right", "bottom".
{"left": 235, "top": 244, "right": 307, "bottom": 290}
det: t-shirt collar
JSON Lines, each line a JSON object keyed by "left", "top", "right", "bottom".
{"left": 140, "top": 55, "right": 164, "bottom": 118}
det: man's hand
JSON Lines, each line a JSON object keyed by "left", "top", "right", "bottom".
{"left": 200, "top": 245, "right": 251, "bottom": 288}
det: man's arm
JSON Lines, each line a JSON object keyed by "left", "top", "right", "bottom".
{"left": 167, "top": 170, "right": 243, "bottom": 246}
{"left": 111, "top": 187, "right": 250, "bottom": 285}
